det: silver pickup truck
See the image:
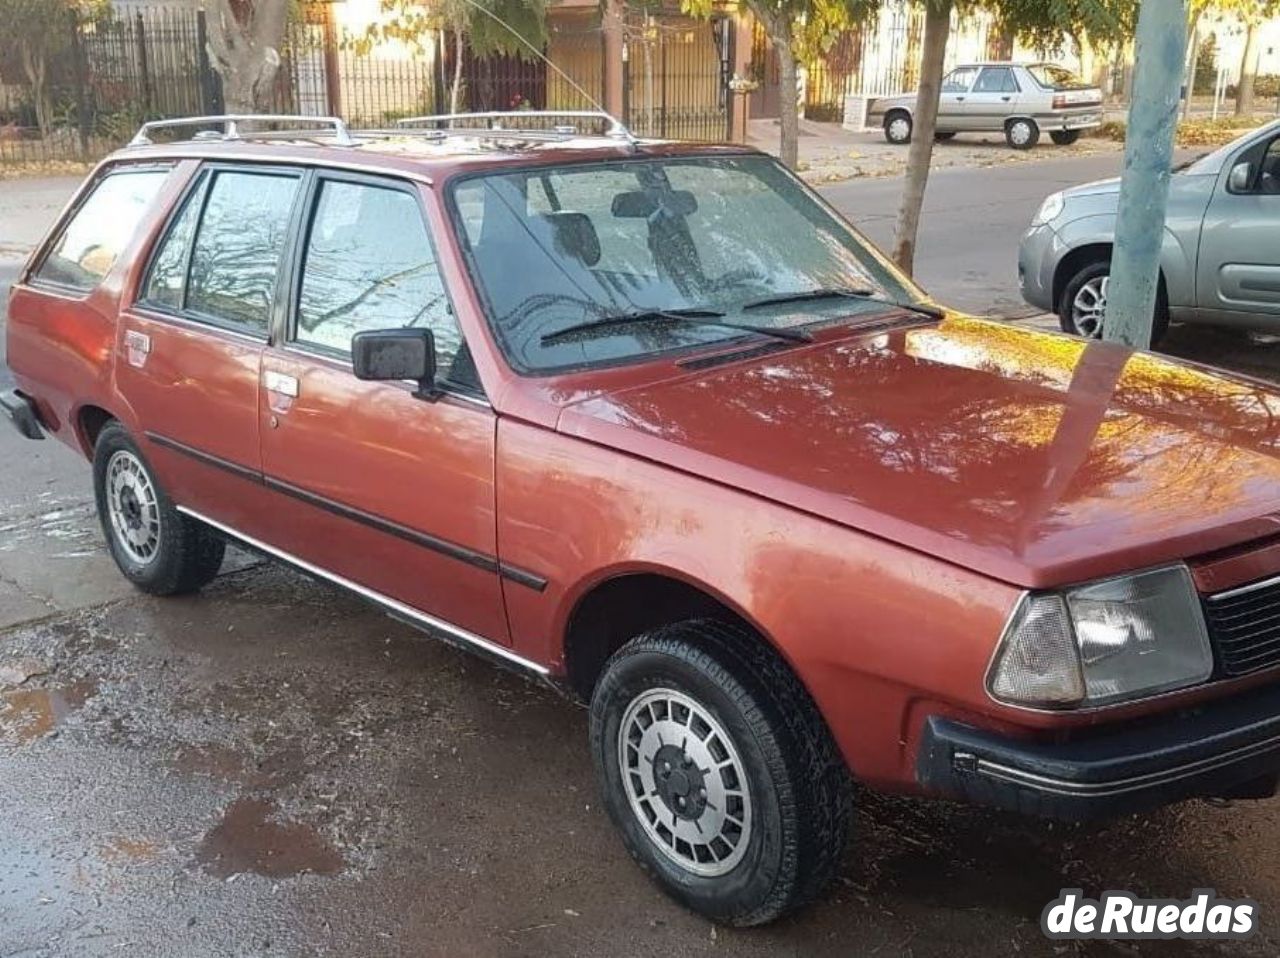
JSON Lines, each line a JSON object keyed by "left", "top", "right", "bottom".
{"left": 869, "top": 61, "right": 1104, "bottom": 150}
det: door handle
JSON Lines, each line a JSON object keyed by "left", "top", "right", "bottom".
{"left": 264, "top": 370, "right": 299, "bottom": 398}
{"left": 956, "top": 96, "right": 965, "bottom": 101}
{"left": 1001, "top": 95, "right": 1012, "bottom": 101}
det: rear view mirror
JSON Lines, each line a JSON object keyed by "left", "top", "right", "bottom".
{"left": 611, "top": 189, "right": 698, "bottom": 218}
{"left": 351, "top": 328, "right": 438, "bottom": 400}
{"left": 1229, "top": 161, "right": 1253, "bottom": 193}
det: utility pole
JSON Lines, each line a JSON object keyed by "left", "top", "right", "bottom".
{"left": 1104, "top": 0, "right": 1188, "bottom": 348}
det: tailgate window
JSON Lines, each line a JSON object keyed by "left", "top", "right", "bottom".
{"left": 33, "top": 169, "right": 168, "bottom": 292}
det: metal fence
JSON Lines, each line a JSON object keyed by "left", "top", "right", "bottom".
{"left": 0, "top": 6, "right": 220, "bottom": 164}
{"left": 0, "top": 4, "right": 733, "bottom": 166}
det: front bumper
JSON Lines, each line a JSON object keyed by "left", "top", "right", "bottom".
{"left": 917, "top": 682, "right": 1280, "bottom": 820}
{"left": 1, "top": 388, "right": 45, "bottom": 440}
{"left": 1017, "top": 223, "right": 1059, "bottom": 312}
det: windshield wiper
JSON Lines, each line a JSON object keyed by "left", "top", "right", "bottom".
{"left": 742, "top": 286, "right": 946, "bottom": 321}
{"left": 540, "top": 307, "right": 813, "bottom": 346}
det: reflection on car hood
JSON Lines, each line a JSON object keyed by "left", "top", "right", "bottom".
{"left": 558, "top": 316, "right": 1280, "bottom": 588}
{"left": 1064, "top": 176, "right": 1121, "bottom": 198}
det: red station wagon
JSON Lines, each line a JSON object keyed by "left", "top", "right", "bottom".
{"left": 7, "top": 112, "right": 1280, "bottom": 926}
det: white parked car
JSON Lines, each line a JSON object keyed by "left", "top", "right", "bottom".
{"left": 868, "top": 62, "right": 1104, "bottom": 150}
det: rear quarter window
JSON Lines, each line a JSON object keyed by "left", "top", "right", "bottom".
{"left": 33, "top": 168, "right": 169, "bottom": 292}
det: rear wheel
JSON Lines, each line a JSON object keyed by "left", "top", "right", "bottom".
{"left": 884, "top": 112, "right": 912, "bottom": 145}
{"left": 1050, "top": 129, "right": 1081, "bottom": 146}
{"left": 1005, "top": 117, "right": 1040, "bottom": 150}
{"left": 590, "top": 620, "right": 852, "bottom": 926}
{"left": 1058, "top": 259, "right": 1170, "bottom": 345}
{"left": 93, "top": 422, "right": 225, "bottom": 595}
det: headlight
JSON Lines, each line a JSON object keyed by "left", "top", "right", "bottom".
{"left": 1031, "top": 191, "right": 1065, "bottom": 227}
{"left": 989, "top": 565, "right": 1213, "bottom": 709}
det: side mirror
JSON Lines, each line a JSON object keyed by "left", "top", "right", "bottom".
{"left": 351, "top": 328, "right": 438, "bottom": 400}
{"left": 1229, "top": 161, "right": 1254, "bottom": 193}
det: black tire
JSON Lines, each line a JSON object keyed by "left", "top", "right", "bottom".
{"left": 93, "top": 422, "right": 225, "bottom": 595}
{"left": 1057, "top": 259, "right": 1170, "bottom": 346}
{"left": 934, "top": 131, "right": 957, "bottom": 141}
{"left": 1050, "top": 129, "right": 1081, "bottom": 146}
{"left": 589, "top": 619, "right": 852, "bottom": 926}
{"left": 883, "top": 111, "right": 912, "bottom": 145}
{"left": 1005, "top": 117, "right": 1040, "bottom": 150}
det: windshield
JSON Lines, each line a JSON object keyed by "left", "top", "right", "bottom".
{"left": 448, "top": 155, "right": 919, "bottom": 373}
{"left": 1027, "top": 64, "right": 1086, "bottom": 89}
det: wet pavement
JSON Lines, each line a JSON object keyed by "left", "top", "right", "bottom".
{"left": 7, "top": 166, "right": 1280, "bottom": 957}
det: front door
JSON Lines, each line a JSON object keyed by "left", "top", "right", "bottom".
{"left": 257, "top": 171, "right": 508, "bottom": 643}
{"left": 117, "top": 165, "right": 305, "bottom": 531}
{"left": 1197, "top": 131, "right": 1280, "bottom": 326}
{"left": 937, "top": 66, "right": 980, "bottom": 129}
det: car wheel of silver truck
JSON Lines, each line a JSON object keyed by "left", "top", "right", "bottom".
{"left": 1057, "top": 260, "right": 1171, "bottom": 345}
{"left": 1005, "top": 118, "right": 1040, "bottom": 150}
{"left": 884, "top": 113, "right": 912, "bottom": 144}
{"left": 590, "top": 619, "right": 852, "bottom": 926}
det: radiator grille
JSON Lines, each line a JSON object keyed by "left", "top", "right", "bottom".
{"left": 1204, "top": 576, "right": 1280, "bottom": 677}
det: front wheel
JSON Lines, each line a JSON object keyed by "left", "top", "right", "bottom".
{"left": 1050, "top": 129, "right": 1081, "bottom": 146}
{"left": 93, "top": 422, "right": 225, "bottom": 595}
{"left": 883, "top": 112, "right": 912, "bottom": 145}
{"left": 590, "top": 620, "right": 852, "bottom": 926}
{"left": 1058, "top": 260, "right": 1170, "bottom": 345}
{"left": 1006, "top": 117, "right": 1040, "bottom": 150}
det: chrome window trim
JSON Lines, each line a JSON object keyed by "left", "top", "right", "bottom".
{"left": 178, "top": 505, "right": 547, "bottom": 676}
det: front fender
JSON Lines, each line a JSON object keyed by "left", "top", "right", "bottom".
{"left": 1054, "top": 212, "right": 1196, "bottom": 307}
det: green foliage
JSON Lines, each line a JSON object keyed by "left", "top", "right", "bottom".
{"left": 996, "top": 0, "right": 1135, "bottom": 50}
{"left": 365, "top": 0, "right": 547, "bottom": 62}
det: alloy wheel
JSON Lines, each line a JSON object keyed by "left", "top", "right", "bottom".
{"left": 1071, "top": 274, "right": 1109, "bottom": 338}
{"left": 105, "top": 449, "right": 161, "bottom": 565}
{"left": 617, "top": 687, "right": 752, "bottom": 877}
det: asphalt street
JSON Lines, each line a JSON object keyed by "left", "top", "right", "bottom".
{"left": 2, "top": 152, "right": 1280, "bottom": 957}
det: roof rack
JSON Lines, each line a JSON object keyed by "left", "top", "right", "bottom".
{"left": 129, "top": 114, "right": 357, "bottom": 147}
{"left": 395, "top": 110, "right": 635, "bottom": 144}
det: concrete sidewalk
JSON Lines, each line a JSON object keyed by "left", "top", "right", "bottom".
{"left": 746, "top": 118, "right": 1125, "bottom": 183}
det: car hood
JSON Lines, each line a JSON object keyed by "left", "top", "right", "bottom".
{"left": 557, "top": 316, "right": 1280, "bottom": 588}
{"left": 1065, "top": 176, "right": 1121, "bottom": 198}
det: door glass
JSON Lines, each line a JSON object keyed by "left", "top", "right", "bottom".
{"left": 35, "top": 169, "right": 168, "bottom": 291}
{"left": 141, "top": 177, "right": 207, "bottom": 310}
{"left": 942, "top": 67, "right": 979, "bottom": 93}
{"left": 974, "top": 68, "right": 1016, "bottom": 94}
{"left": 186, "top": 170, "right": 301, "bottom": 334}
{"left": 295, "top": 179, "right": 463, "bottom": 370}
{"left": 1255, "top": 138, "right": 1280, "bottom": 194}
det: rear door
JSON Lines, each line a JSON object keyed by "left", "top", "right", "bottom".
{"left": 116, "top": 164, "right": 304, "bottom": 530}
{"left": 966, "top": 66, "right": 1021, "bottom": 130}
{"left": 1197, "top": 131, "right": 1280, "bottom": 325}
{"left": 257, "top": 170, "right": 510, "bottom": 643}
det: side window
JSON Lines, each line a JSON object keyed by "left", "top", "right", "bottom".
{"left": 34, "top": 169, "right": 168, "bottom": 291}
{"left": 974, "top": 67, "right": 1016, "bottom": 94}
{"left": 141, "top": 177, "right": 207, "bottom": 310}
{"left": 294, "top": 179, "right": 463, "bottom": 374}
{"left": 942, "top": 67, "right": 978, "bottom": 93}
{"left": 185, "top": 170, "right": 301, "bottom": 334}
{"left": 1250, "top": 138, "right": 1280, "bottom": 195}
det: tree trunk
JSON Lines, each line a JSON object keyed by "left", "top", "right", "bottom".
{"left": 773, "top": 19, "right": 800, "bottom": 170}
{"left": 451, "top": 28, "right": 465, "bottom": 115}
{"left": 891, "top": 0, "right": 950, "bottom": 275}
{"left": 205, "top": 0, "right": 289, "bottom": 114}
{"left": 1236, "top": 18, "right": 1260, "bottom": 117}
{"left": 1182, "top": 10, "right": 1202, "bottom": 119}
{"left": 19, "top": 42, "right": 50, "bottom": 138}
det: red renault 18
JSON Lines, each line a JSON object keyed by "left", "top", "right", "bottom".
{"left": 6, "top": 112, "right": 1280, "bottom": 925}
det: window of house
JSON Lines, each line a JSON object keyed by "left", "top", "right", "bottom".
{"left": 294, "top": 178, "right": 464, "bottom": 375}
{"left": 35, "top": 168, "right": 169, "bottom": 291}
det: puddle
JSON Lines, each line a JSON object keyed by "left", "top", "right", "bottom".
{"left": 195, "top": 797, "right": 343, "bottom": 879}
{"left": 0, "top": 679, "right": 97, "bottom": 744}
{"left": 174, "top": 743, "right": 249, "bottom": 782}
